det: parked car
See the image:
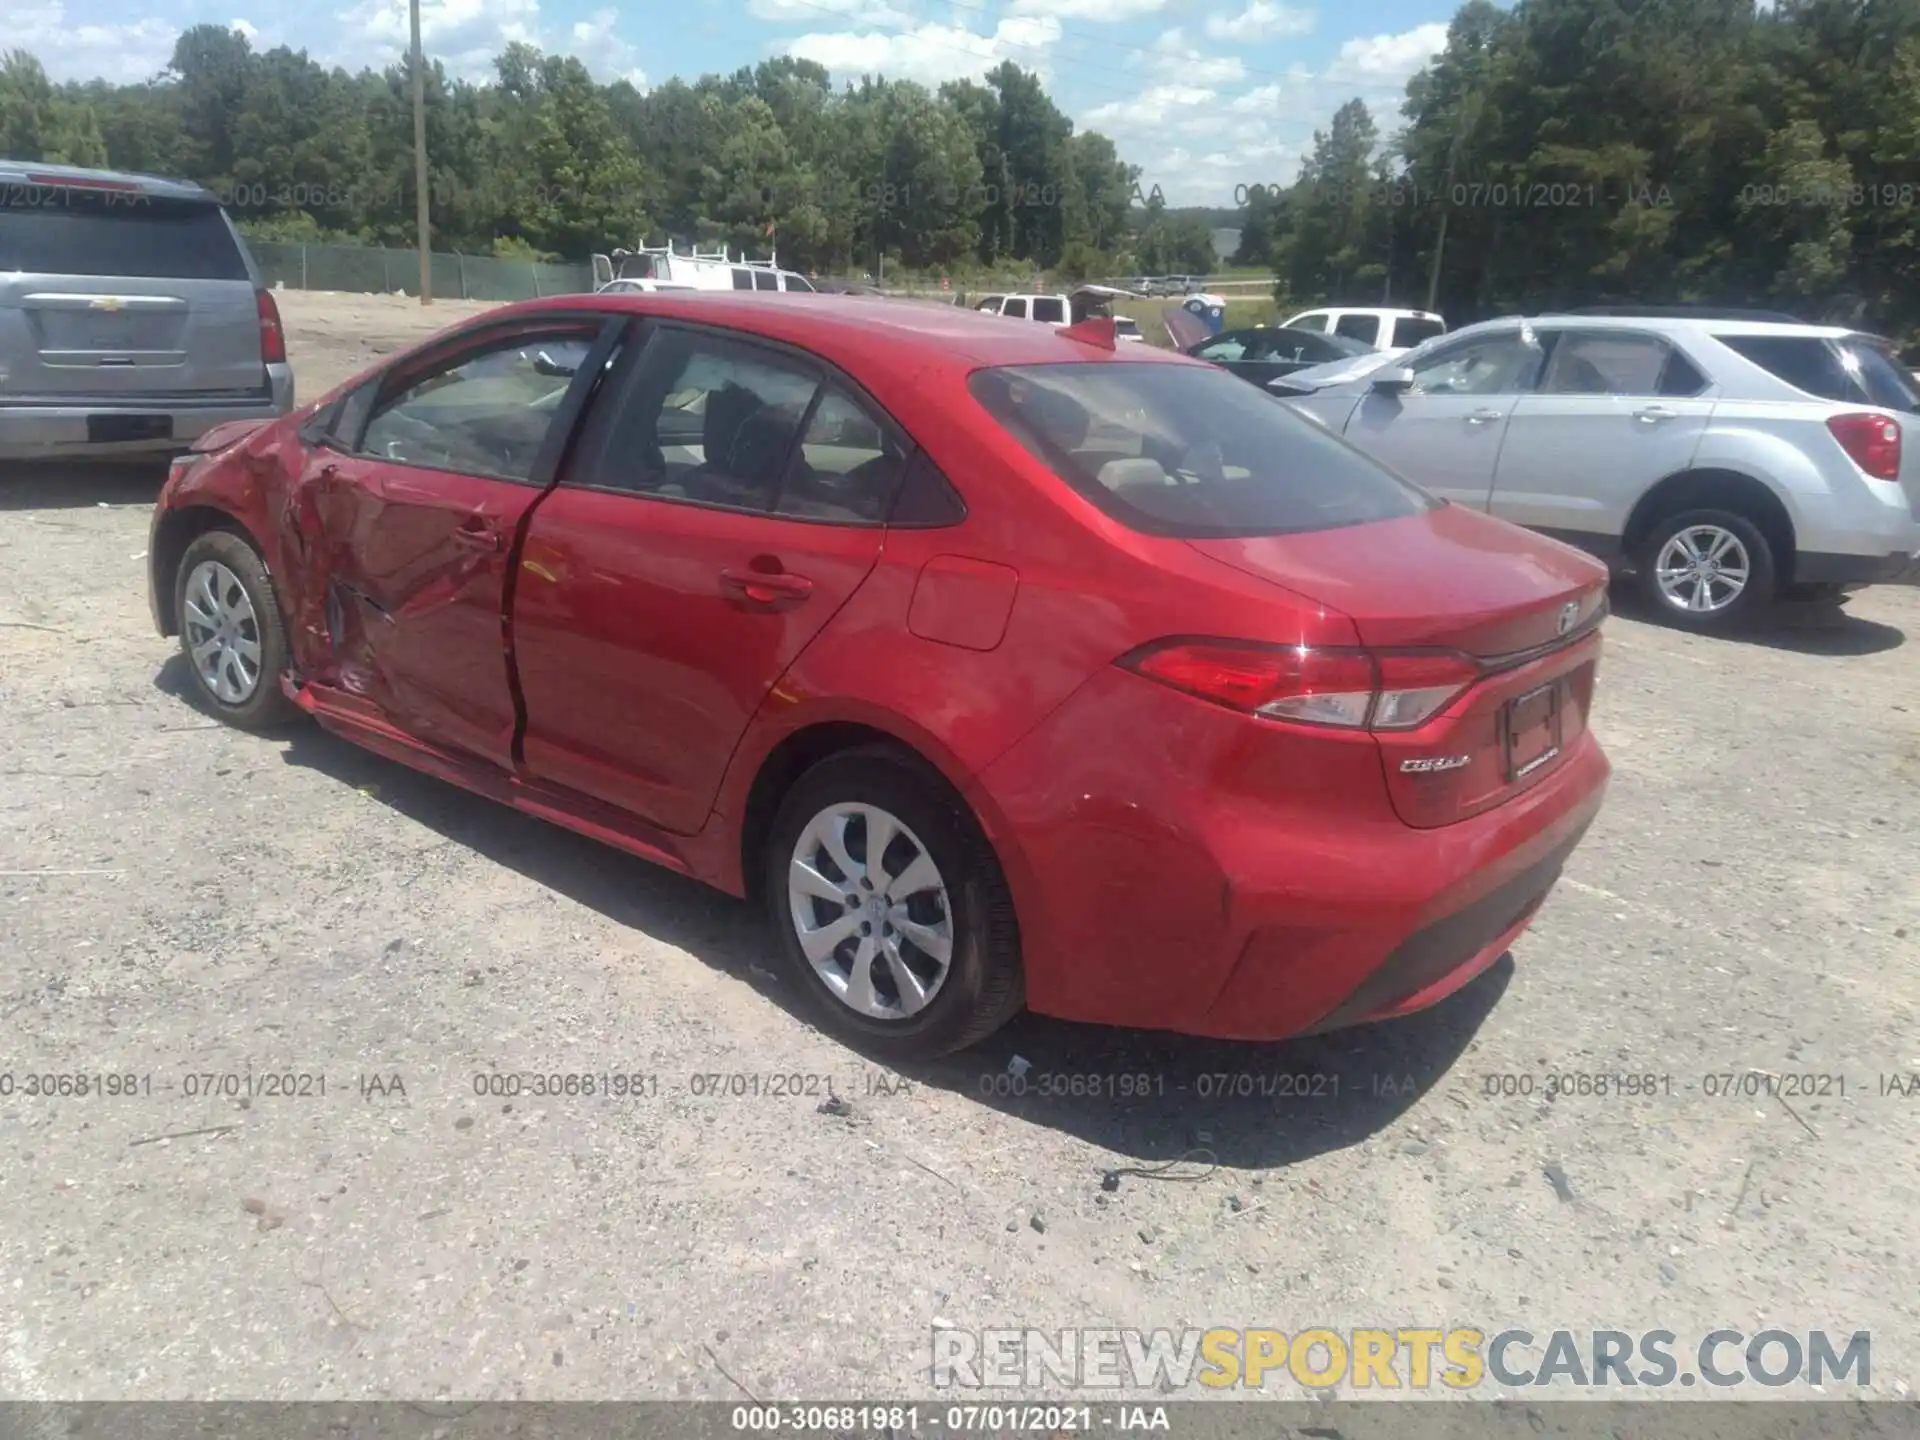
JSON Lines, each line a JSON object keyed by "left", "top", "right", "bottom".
{"left": 1187, "top": 325, "right": 1373, "bottom": 385}
{"left": 149, "top": 292, "right": 1611, "bottom": 1059}
{"left": 974, "top": 292, "right": 1071, "bottom": 325}
{"left": 1270, "top": 313, "right": 1920, "bottom": 629}
{"left": 0, "top": 161, "right": 293, "bottom": 460}
{"left": 1283, "top": 307, "right": 1448, "bottom": 357}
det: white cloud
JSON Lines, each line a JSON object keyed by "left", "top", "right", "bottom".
{"left": 1325, "top": 21, "right": 1448, "bottom": 84}
{"left": 1083, "top": 82, "right": 1215, "bottom": 128}
{"left": 0, "top": 0, "right": 177, "bottom": 83}
{"left": 230, "top": 18, "right": 260, "bottom": 40}
{"left": 748, "top": 0, "right": 909, "bottom": 25}
{"left": 782, "top": 15, "right": 1062, "bottom": 85}
{"left": 326, "top": 0, "right": 649, "bottom": 85}
{"left": 1006, "top": 0, "right": 1165, "bottom": 19}
{"left": 1203, "top": 1, "right": 1314, "bottom": 41}
{"left": 1142, "top": 26, "right": 1244, "bottom": 84}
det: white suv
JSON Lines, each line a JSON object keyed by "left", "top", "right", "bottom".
{"left": 1284, "top": 306, "right": 1447, "bottom": 356}
{"left": 1271, "top": 312, "right": 1920, "bottom": 630}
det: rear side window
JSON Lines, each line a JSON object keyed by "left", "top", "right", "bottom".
{"left": 1334, "top": 313, "right": 1382, "bottom": 345}
{"left": 1032, "top": 297, "right": 1066, "bottom": 324}
{"left": 731, "top": 268, "right": 754, "bottom": 291}
{"left": 1717, "top": 334, "right": 1920, "bottom": 411}
{"left": 969, "top": 363, "right": 1434, "bottom": 539}
{"left": 1003, "top": 297, "right": 1029, "bottom": 319}
{"left": 1394, "top": 318, "right": 1447, "bottom": 347}
{"left": 753, "top": 269, "right": 777, "bottom": 292}
{"left": 0, "top": 190, "right": 249, "bottom": 281}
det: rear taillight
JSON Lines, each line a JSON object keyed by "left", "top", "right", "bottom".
{"left": 256, "top": 288, "right": 287, "bottom": 364}
{"left": 1827, "top": 412, "right": 1901, "bottom": 480}
{"left": 1121, "top": 640, "right": 1479, "bottom": 731}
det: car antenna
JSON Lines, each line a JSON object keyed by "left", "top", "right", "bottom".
{"left": 1058, "top": 316, "right": 1117, "bottom": 351}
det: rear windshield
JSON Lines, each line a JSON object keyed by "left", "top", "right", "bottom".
{"left": 969, "top": 362, "right": 1436, "bottom": 538}
{"left": 1716, "top": 333, "right": 1920, "bottom": 412}
{"left": 1395, "top": 318, "right": 1447, "bottom": 347}
{"left": 0, "top": 190, "right": 249, "bottom": 281}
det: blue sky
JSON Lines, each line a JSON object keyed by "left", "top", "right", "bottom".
{"left": 9, "top": 0, "right": 1461, "bottom": 204}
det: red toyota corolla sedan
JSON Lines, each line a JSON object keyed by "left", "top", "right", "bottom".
{"left": 149, "top": 293, "right": 1610, "bottom": 1059}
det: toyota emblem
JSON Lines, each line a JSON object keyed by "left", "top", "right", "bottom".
{"left": 1556, "top": 601, "right": 1579, "bottom": 636}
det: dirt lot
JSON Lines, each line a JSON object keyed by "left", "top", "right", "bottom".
{"left": 1, "top": 291, "right": 1918, "bottom": 1403}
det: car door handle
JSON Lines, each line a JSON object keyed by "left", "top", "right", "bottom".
{"left": 451, "top": 519, "right": 500, "bottom": 551}
{"left": 720, "top": 567, "right": 814, "bottom": 605}
{"left": 1633, "top": 405, "right": 1677, "bottom": 424}
{"left": 1465, "top": 408, "right": 1504, "bottom": 425}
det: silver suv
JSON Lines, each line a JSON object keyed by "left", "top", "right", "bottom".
{"left": 0, "top": 161, "right": 294, "bottom": 460}
{"left": 1271, "top": 311, "right": 1920, "bottom": 629}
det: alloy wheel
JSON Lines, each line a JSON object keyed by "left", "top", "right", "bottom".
{"left": 182, "top": 559, "right": 264, "bottom": 704}
{"left": 1654, "top": 524, "right": 1751, "bottom": 615}
{"left": 786, "top": 802, "right": 954, "bottom": 1020}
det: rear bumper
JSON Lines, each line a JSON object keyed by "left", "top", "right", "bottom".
{"left": 0, "top": 365, "right": 293, "bottom": 459}
{"left": 974, "top": 664, "right": 1612, "bottom": 1042}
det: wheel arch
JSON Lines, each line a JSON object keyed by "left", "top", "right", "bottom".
{"left": 152, "top": 504, "right": 265, "bottom": 635}
{"left": 1622, "top": 468, "right": 1797, "bottom": 576}
{"left": 728, "top": 708, "right": 1024, "bottom": 912}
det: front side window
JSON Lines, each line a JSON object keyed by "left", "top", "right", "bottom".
{"left": 786, "top": 274, "right": 816, "bottom": 293}
{"left": 1196, "top": 335, "right": 1249, "bottom": 361}
{"left": 1334, "top": 313, "right": 1382, "bottom": 346}
{"left": 1003, "top": 297, "right": 1029, "bottom": 319}
{"left": 1408, "top": 332, "right": 1544, "bottom": 396}
{"left": 969, "top": 362, "right": 1434, "bottom": 539}
{"left": 357, "top": 329, "right": 597, "bottom": 480}
{"left": 1031, "top": 297, "right": 1066, "bottom": 324}
{"left": 1288, "top": 312, "right": 1329, "bottom": 333}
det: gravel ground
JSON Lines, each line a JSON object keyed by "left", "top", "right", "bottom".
{"left": 1, "top": 291, "right": 1917, "bottom": 1404}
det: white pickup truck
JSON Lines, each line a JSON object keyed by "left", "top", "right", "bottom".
{"left": 974, "top": 285, "right": 1147, "bottom": 341}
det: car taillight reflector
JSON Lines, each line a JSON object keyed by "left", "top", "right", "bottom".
{"left": 256, "top": 288, "right": 287, "bottom": 364}
{"left": 1827, "top": 411, "right": 1901, "bottom": 480}
{"left": 1120, "top": 640, "right": 1479, "bottom": 731}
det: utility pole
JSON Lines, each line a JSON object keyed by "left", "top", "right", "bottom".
{"left": 1426, "top": 93, "right": 1481, "bottom": 315}
{"left": 410, "top": 0, "right": 432, "bottom": 304}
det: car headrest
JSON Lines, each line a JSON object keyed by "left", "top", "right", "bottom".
{"left": 703, "top": 382, "right": 763, "bottom": 465}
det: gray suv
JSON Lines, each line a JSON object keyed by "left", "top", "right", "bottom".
{"left": 1270, "top": 313, "right": 1920, "bottom": 630}
{"left": 0, "top": 161, "right": 294, "bottom": 460}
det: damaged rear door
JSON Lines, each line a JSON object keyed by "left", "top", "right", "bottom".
{"left": 286, "top": 314, "right": 623, "bottom": 766}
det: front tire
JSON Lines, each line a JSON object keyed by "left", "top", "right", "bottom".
{"left": 1634, "top": 508, "right": 1777, "bottom": 632}
{"left": 174, "top": 528, "right": 297, "bottom": 731}
{"left": 764, "top": 746, "right": 1023, "bottom": 1060}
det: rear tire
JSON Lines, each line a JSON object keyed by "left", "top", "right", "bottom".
{"left": 764, "top": 745, "right": 1023, "bottom": 1061}
{"left": 1634, "top": 508, "right": 1777, "bottom": 633}
{"left": 174, "top": 529, "right": 298, "bottom": 731}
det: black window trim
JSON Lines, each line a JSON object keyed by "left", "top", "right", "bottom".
{"left": 346, "top": 312, "right": 626, "bottom": 489}
{"left": 1531, "top": 325, "right": 1712, "bottom": 400}
{"left": 556, "top": 317, "right": 964, "bottom": 529}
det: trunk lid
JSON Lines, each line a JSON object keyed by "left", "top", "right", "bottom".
{"left": 1189, "top": 503, "right": 1610, "bottom": 828}
{"left": 1189, "top": 501, "right": 1609, "bottom": 657}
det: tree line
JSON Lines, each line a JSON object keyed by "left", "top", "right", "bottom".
{"left": 1240, "top": 0, "right": 1920, "bottom": 335}
{"left": 0, "top": 34, "right": 1218, "bottom": 279}
{"left": 6, "top": 0, "right": 1917, "bottom": 332}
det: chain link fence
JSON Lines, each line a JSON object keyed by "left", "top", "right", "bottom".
{"left": 247, "top": 241, "right": 593, "bottom": 301}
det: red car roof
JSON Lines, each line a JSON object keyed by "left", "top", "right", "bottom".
{"left": 485, "top": 291, "right": 1191, "bottom": 378}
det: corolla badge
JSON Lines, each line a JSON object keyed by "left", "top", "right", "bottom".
{"left": 1400, "top": 755, "right": 1472, "bottom": 773}
{"left": 1557, "top": 601, "right": 1579, "bottom": 635}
